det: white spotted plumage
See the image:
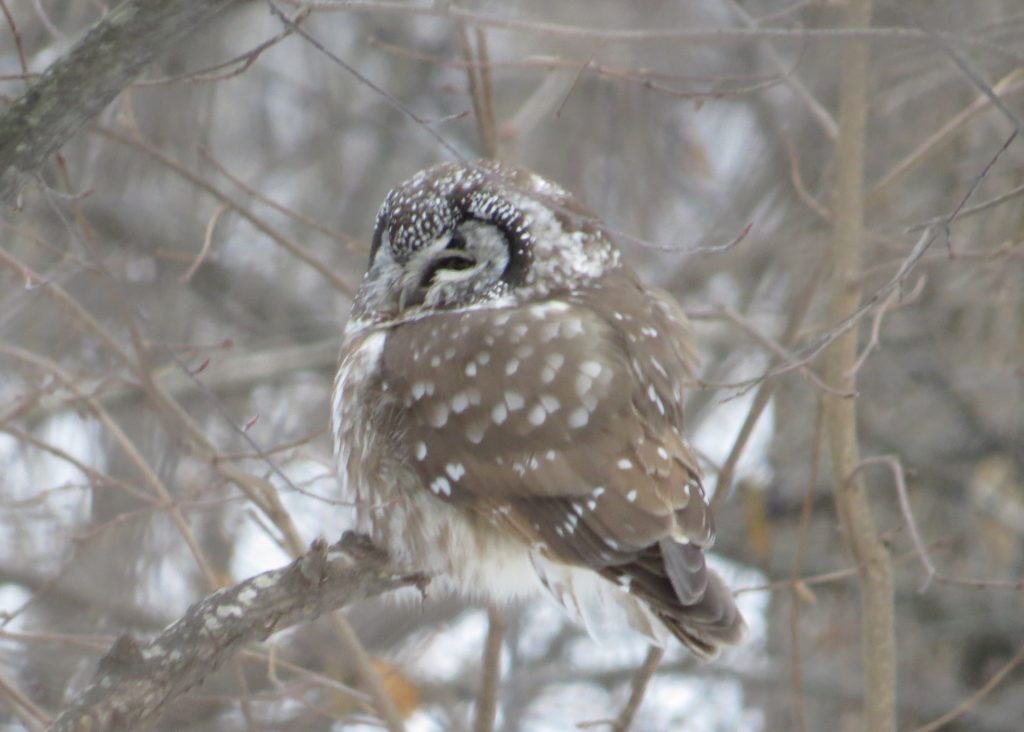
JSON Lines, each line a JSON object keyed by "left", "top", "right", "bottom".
{"left": 333, "top": 160, "right": 745, "bottom": 656}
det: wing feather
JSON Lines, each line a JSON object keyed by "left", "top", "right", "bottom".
{"left": 378, "top": 267, "right": 744, "bottom": 654}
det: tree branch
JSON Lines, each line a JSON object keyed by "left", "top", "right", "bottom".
{"left": 822, "top": 1, "right": 896, "bottom": 731}
{"left": 0, "top": 0, "right": 242, "bottom": 203}
{"left": 46, "top": 533, "right": 425, "bottom": 732}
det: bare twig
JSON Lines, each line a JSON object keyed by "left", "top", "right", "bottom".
{"left": 459, "top": 25, "right": 499, "bottom": 159}
{"left": 788, "top": 398, "right": 825, "bottom": 732}
{"left": 91, "top": 126, "right": 354, "bottom": 294}
{"left": 868, "top": 69, "right": 1024, "bottom": 205}
{"left": 473, "top": 606, "right": 506, "bottom": 732}
{"left": 911, "top": 643, "right": 1024, "bottom": 732}
{"left": 611, "top": 646, "right": 664, "bottom": 732}
{"left": 0, "top": 672, "right": 49, "bottom": 731}
{"left": 709, "top": 256, "right": 825, "bottom": 509}
{"left": 294, "top": 2, "right": 1021, "bottom": 57}
{"left": 822, "top": 3, "right": 896, "bottom": 732}
{"left": 45, "top": 533, "right": 423, "bottom": 732}
{"left": 725, "top": 0, "right": 838, "bottom": 139}
{"left": 180, "top": 203, "right": 228, "bottom": 284}
{"left": 851, "top": 456, "right": 936, "bottom": 590}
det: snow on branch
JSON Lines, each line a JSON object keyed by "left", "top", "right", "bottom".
{"left": 46, "top": 533, "right": 425, "bottom": 732}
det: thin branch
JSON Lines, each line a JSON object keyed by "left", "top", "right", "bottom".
{"left": 293, "top": 2, "right": 1021, "bottom": 57}
{"left": 0, "top": 0, "right": 242, "bottom": 203}
{"left": 459, "top": 25, "right": 499, "bottom": 159}
{"left": 851, "top": 456, "right": 936, "bottom": 590}
{"left": 180, "top": 202, "right": 228, "bottom": 284}
{"left": 611, "top": 646, "right": 664, "bottom": 732}
{"left": 90, "top": 125, "right": 354, "bottom": 295}
{"left": 472, "top": 606, "right": 506, "bottom": 732}
{"left": 911, "top": 643, "right": 1024, "bottom": 732}
{"left": 822, "top": 3, "right": 896, "bottom": 732}
{"left": 0, "top": 672, "right": 49, "bottom": 731}
{"left": 867, "top": 69, "right": 1024, "bottom": 205}
{"left": 725, "top": 0, "right": 838, "bottom": 139}
{"left": 45, "top": 533, "right": 424, "bottom": 732}
{"left": 787, "top": 397, "right": 824, "bottom": 732}
{"left": 709, "top": 256, "right": 825, "bottom": 509}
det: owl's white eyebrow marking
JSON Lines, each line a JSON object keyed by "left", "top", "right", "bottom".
{"left": 491, "top": 403, "right": 508, "bottom": 425}
{"left": 445, "top": 462, "right": 465, "bottom": 481}
{"left": 528, "top": 404, "right": 546, "bottom": 426}
{"left": 505, "top": 358, "right": 520, "bottom": 376}
{"left": 617, "top": 458, "right": 633, "bottom": 470}
{"left": 430, "top": 476, "right": 452, "bottom": 496}
{"left": 568, "top": 408, "right": 589, "bottom": 428}
{"left": 580, "top": 360, "right": 603, "bottom": 378}
{"left": 504, "top": 391, "right": 525, "bottom": 411}
{"left": 414, "top": 441, "right": 428, "bottom": 460}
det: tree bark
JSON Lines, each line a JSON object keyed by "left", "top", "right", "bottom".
{"left": 822, "top": 1, "right": 897, "bottom": 731}
{"left": 46, "top": 533, "right": 423, "bottom": 732}
{"left": 0, "top": 0, "right": 242, "bottom": 203}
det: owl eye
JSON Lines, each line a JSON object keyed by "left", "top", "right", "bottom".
{"left": 419, "top": 234, "right": 476, "bottom": 288}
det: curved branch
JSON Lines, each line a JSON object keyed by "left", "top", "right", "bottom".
{"left": 46, "top": 533, "right": 425, "bottom": 732}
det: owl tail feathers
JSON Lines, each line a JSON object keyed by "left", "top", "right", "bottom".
{"left": 529, "top": 554, "right": 745, "bottom": 657}
{"left": 652, "top": 569, "right": 747, "bottom": 659}
{"left": 531, "top": 554, "right": 674, "bottom": 647}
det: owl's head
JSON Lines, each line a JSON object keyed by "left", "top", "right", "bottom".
{"left": 348, "top": 161, "right": 620, "bottom": 327}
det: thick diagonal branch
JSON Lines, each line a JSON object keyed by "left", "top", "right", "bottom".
{"left": 0, "top": 0, "right": 241, "bottom": 203}
{"left": 46, "top": 533, "right": 423, "bottom": 732}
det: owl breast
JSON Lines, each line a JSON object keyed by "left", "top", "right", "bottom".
{"left": 332, "top": 322, "right": 544, "bottom": 602}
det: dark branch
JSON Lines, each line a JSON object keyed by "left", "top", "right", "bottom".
{"left": 0, "top": 0, "right": 242, "bottom": 203}
{"left": 46, "top": 533, "right": 425, "bottom": 732}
